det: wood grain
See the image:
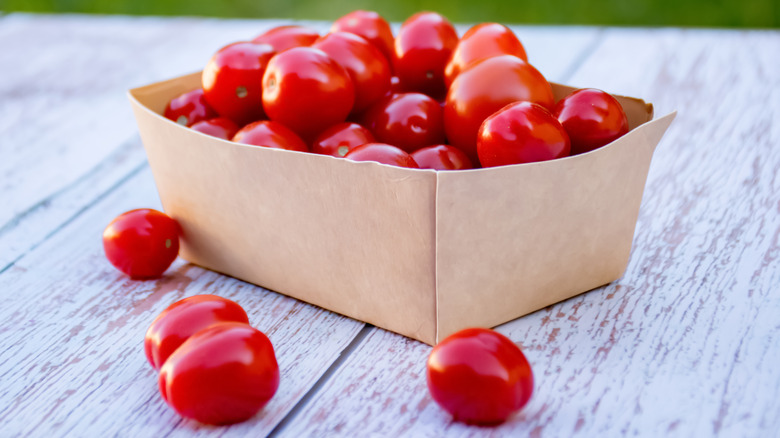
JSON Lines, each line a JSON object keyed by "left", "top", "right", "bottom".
{"left": 279, "top": 29, "right": 780, "bottom": 437}
{"left": 0, "top": 166, "right": 364, "bottom": 436}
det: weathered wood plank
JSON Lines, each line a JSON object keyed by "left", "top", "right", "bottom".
{"left": 279, "top": 29, "right": 780, "bottom": 437}
{"left": 0, "top": 166, "right": 364, "bottom": 436}
{"left": 0, "top": 13, "right": 322, "bottom": 263}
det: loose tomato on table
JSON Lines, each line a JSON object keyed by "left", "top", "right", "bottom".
{"left": 344, "top": 143, "right": 419, "bottom": 168}
{"left": 102, "top": 209, "right": 180, "bottom": 279}
{"left": 553, "top": 88, "right": 629, "bottom": 155}
{"left": 361, "top": 92, "right": 445, "bottom": 153}
{"left": 444, "top": 55, "right": 555, "bottom": 164}
{"left": 159, "top": 322, "right": 280, "bottom": 425}
{"left": 444, "top": 22, "right": 528, "bottom": 87}
{"left": 262, "top": 47, "right": 355, "bottom": 141}
{"left": 232, "top": 120, "right": 309, "bottom": 152}
{"left": 144, "top": 295, "right": 249, "bottom": 370}
{"left": 478, "top": 101, "right": 570, "bottom": 167}
{"left": 426, "top": 327, "right": 534, "bottom": 424}
{"left": 311, "top": 122, "right": 375, "bottom": 157}
{"left": 252, "top": 25, "right": 320, "bottom": 52}
{"left": 312, "top": 31, "right": 391, "bottom": 114}
{"left": 331, "top": 10, "right": 395, "bottom": 68}
{"left": 411, "top": 144, "right": 474, "bottom": 170}
{"left": 202, "top": 41, "right": 276, "bottom": 126}
{"left": 189, "top": 117, "right": 239, "bottom": 140}
{"left": 163, "top": 89, "right": 217, "bottom": 127}
{"left": 394, "top": 12, "right": 458, "bottom": 98}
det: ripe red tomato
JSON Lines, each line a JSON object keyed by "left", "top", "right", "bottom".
{"left": 252, "top": 25, "right": 320, "bottom": 52}
{"left": 444, "top": 23, "right": 528, "bottom": 87}
{"left": 553, "top": 88, "right": 629, "bottom": 155}
{"left": 189, "top": 117, "right": 239, "bottom": 140}
{"left": 311, "top": 122, "right": 375, "bottom": 157}
{"left": 478, "top": 101, "right": 570, "bottom": 167}
{"left": 344, "top": 143, "right": 420, "bottom": 168}
{"left": 394, "top": 12, "right": 458, "bottom": 98}
{"left": 312, "top": 31, "right": 391, "bottom": 114}
{"left": 159, "top": 322, "right": 280, "bottom": 425}
{"left": 163, "top": 89, "right": 218, "bottom": 127}
{"left": 331, "top": 10, "right": 395, "bottom": 67}
{"left": 426, "top": 328, "right": 534, "bottom": 424}
{"left": 361, "top": 92, "right": 445, "bottom": 152}
{"left": 444, "top": 55, "right": 555, "bottom": 163}
{"left": 144, "top": 295, "right": 249, "bottom": 370}
{"left": 202, "top": 42, "right": 276, "bottom": 126}
{"left": 411, "top": 145, "right": 474, "bottom": 170}
{"left": 232, "top": 120, "right": 309, "bottom": 152}
{"left": 102, "top": 209, "right": 180, "bottom": 279}
{"left": 262, "top": 47, "right": 355, "bottom": 141}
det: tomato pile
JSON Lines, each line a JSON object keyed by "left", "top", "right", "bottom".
{"left": 164, "top": 10, "right": 630, "bottom": 170}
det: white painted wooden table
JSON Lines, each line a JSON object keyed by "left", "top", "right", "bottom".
{"left": 1, "top": 13, "right": 778, "bottom": 437}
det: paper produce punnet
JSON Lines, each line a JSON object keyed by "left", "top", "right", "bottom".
{"left": 129, "top": 71, "right": 675, "bottom": 346}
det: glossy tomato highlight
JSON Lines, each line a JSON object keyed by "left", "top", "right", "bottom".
{"left": 311, "top": 122, "right": 375, "bottom": 157}
{"left": 163, "top": 89, "right": 217, "bottom": 127}
{"left": 312, "top": 31, "right": 391, "bottom": 114}
{"left": 344, "top": 143, "right": 419, "bottom": 168}
{"left": 202, "top": 42, "right": 276, "bottom": 126}
{"left": 262, "top": 47, "right": 355, "bottom": 141}
{"left": 361, "top": 92, "right": 445, "bottom": 153}
{"left": 189, "top": 117, "right": 239, "bottom": 140}
{"left": 144, "top": 295, "right": 249, "bottom": 370}
{"left": 478, "top": 101, "right": 570, "bottom": 167}
{"left": 232, "top": 120, "right": 309, "bottom": 152}
{"left": 411, "top": 145, "right": 474, "bottom": 170}
{"left": 427, "top": 328, "right": 534, "bottom": 424}
{"left": 553, "top": 88, "right": 629, "bottom": 155}
{"left": 102, "top": 209, "right": 180, "bottom": 279}
{"left": 331, "top": 10, "right": 395, "bottom": 67}
{"left": 159, "top": 322, "right": 280, "bottom": 425}
{"left": 444, "top": 22, "right": 528, "bottom": 87}
{"left": 252, "top": 25, "right": 319, "bottom": 52}
{"left": 444, "top": 55, "right": 555, "bottom": 163}
{"left": 394, "top": 12, "right": 458, "bottom": 98}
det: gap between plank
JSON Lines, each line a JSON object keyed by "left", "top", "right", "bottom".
{"left": 266, "top": 324, "right": 373, "bottom": 438}
{"left": 0, "top": 152, "right": 147, "bottom": 276}
{"left": 558, "top": 27, "right": 606, "bottom": 84}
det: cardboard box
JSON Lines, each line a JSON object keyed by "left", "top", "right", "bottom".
{"left": 129, "top": 72, "right": 675, "bottom": 345}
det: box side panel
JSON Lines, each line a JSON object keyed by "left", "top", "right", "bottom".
{"left": 435, "top": 112, "right": 676, "bottom": 342}
{"left": 129, "top": 78, "right": 439, "bottom": 345}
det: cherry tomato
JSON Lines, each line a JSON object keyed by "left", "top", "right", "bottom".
{"left": 361, "top": 92, "right": 445, "bottom": 153}
{"left": 444, "top": 22, "right": 528, "bottom": 87}
{"left": 189, "top": 117, "right": 239, "bottom": 140}
{"left": 202, "top": 42, "right": 275, "bottom": 125}
{"left": 312, "top": 31, "right": 391, "bottom": 115}
{"left": 553, "top": 88, "right": 629, "bottom": 155}
{"left": 252, "top": 25, "right": 320, "bottom": 52}
{"left": 262, "top": 47, "right": 355, "bottom": 141}
{"left": 163, "top": 89, "right": 217, "bottom": 127}
{"left": 102, "top": 209, "right": 180, "bottom": 279}
{"left": 344, "top": 143, "right": 419, "bottom": 168}
{"left": 477, "top": 101, "right": 570, "bottom": 167}
{"left": 394, "top": 12, "right": 458, "bottom": 98}
{"left": 311, "top": 122, "right": 375, "bottom": 157}
{"left": 331, "top": 10, "right": 395, "bottom": 67}
{"left": 426, "top": 328, "right": 534, "bottom": 424}
{"left": 232, "top": 120, "right": 309, "bottom": 152}
{"left": 159, "top": 322, "right": 280, "bottom": 425}
{"left": 411, "top": 145, "right": 474, "bottom": 170}
{"left": 144, "top": 295, "right": 249, "bottom": 370}
{"left": 444, "top": 55, "right": 555, "bottom": 163}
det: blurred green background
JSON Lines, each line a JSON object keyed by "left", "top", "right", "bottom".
{"left": 1, "top": 0, "right": 777, "bottom": 27}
